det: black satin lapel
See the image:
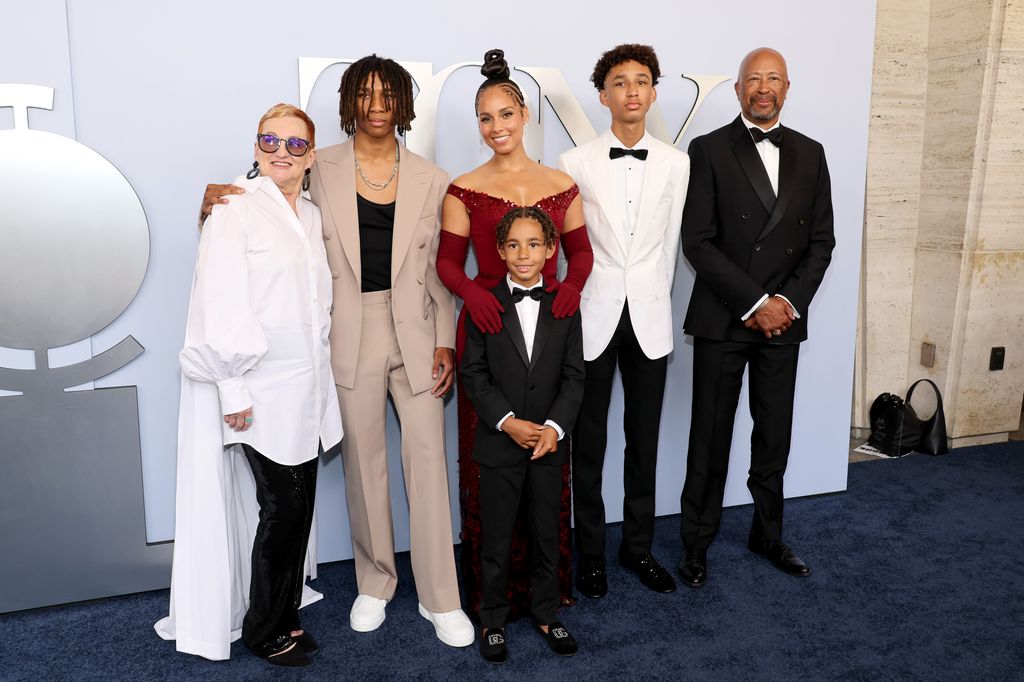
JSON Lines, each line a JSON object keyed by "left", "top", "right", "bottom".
{"left": 756, "top": 140, "right": 797, "bottom": 243}
{"left": 733, "top": 137, "right": 776, "bottom": 215}
{"left": 528, "top": 297, "right": 552, "bottom": 375}
{"left": 495, "top": 286, "right": 530, "bottom": 368}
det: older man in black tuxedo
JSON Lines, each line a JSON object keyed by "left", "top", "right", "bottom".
{"left": 678, "top": 47, "right": 835, "bottom": 588}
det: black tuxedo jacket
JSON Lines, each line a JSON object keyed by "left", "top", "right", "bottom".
{"left": 460, "top": 282, "right": 585, "bottom": 468}
{"left": 681, "top": 116, "right": 836, "bottom": 343}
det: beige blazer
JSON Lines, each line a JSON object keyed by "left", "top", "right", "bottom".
{"left": 308, "top": 139, "right": 455, "bottom": 395}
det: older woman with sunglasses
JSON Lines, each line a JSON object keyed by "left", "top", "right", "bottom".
{"left": 156, "top": 104, "right": 342, "bottom": 667}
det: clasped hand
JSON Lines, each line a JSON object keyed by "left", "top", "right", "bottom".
{"left": 501, "top": 417, "right": 558, "bottom": 460}
{"left": 745, "top": 296, "right": 796, "bottom": 338}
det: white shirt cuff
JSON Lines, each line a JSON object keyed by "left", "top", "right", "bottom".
{"left": 216, "top": 376, "right": 251, "bottom": 415}
{"left": 741, "top": 294, "right": 770, "bottom": 321}
{"left": 774, "top": 295, "right": 801, "bottom": 318}
{"left": 496, "top": 411, "right": 514, "bottom": 431}
{"left": 543, "top": 420, "right": 565, "bottom": 441}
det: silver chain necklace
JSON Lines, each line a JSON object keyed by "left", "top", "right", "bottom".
{"left": 355, "top": 142, "right": 400, "bottom": 191}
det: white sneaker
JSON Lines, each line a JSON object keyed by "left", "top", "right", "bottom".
{"left": 350, "top": 594, "right": 388, "bottom": 632}
{"left": 418, "top": 603, "right": 475, "bottom": 647}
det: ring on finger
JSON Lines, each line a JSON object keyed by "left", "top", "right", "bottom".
{"left": 773, "top": 329, "right": 781, "bottom": 336}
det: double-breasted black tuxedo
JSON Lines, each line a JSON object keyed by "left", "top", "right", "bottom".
{"left": 460, "top": 281, "right": 585, "bottom": 627}
{"left": 680, "top": 115, "right": 835, "bottom": 550}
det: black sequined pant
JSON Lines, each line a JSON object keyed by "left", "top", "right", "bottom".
{"left": 240, "top": 445, "right": 318, "bottom": 657}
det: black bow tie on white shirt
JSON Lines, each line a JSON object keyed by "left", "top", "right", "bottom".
{"left": 609, "top": 147, "right": 648, "bottom": 160}
{"left": 749, "top": 126, "right": 784, "bottom": 146}
{"left": 510, "top": 286, "right": 544, "bottom": 303}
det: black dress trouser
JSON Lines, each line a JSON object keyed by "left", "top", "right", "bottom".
{"left": 479, "top": 459, "right": 562, "bottom": 630}
{"left": 680, "top": 337, "right": 800, "bottom": 550}
{"left": 572, "top": 303, "right": 668, "bottom": 557}
{"left": 240, "top": 444, "right": 318, "bottom": 657}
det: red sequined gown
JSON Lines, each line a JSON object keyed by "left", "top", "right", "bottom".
{"left": 443, "top": 183, "right": 579, "bottom": 620}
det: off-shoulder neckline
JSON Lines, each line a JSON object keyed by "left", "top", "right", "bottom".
{"left": 448, "top": 183, "right": 577, "bottom": 208}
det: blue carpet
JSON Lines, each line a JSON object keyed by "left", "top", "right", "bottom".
{"left": 1, "top": 442, "right": 1021, "bottom": 680}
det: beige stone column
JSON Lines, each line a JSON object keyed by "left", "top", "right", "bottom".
{"left": 856, "top": 0, "right": 1024, "bottom": 446}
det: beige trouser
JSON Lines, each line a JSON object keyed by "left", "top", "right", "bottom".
{"left": 337, "top": 289, "right": 461, "bottom": 613}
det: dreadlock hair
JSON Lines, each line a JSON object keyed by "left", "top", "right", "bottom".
{"left": 590, "top": 43, "right": 661, "bottom": 91}
{"left": 338, "top": 54, "right": 416, "bottom": 136}
{"left": 495, "top": 206, "right": 558, "bottom": 248}
{"left": 474, "top": 49, "right": 527, "bottom": 114}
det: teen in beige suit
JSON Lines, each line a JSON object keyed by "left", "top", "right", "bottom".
{"left": 202, "top": 56, "right": 473, "bottom": 648}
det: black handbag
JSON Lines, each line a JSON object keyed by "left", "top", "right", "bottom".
{"left": 868, "top": 379, "right": 948, "bottom": 457}
{"left": 905, "top": 379, "right": 948, "bottom": 455}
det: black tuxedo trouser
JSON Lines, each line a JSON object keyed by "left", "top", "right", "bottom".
{"left": 240, "top": 445, "right": 318, "bottom": 656}
{"left": 479, "top": 458, "right": 562, "bottom": 629}
{"left": 680, "top": 337, "right": 799, "bottom": 550}
{"left": 573, "top": 303, "right": 668, "bottom": 557}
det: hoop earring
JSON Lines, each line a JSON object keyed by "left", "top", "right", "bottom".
{"left": 245, "top": 161, "right": 259, "bottom": 179}
{"left": 302, "top": 168, "right": 311, "bottom": 192}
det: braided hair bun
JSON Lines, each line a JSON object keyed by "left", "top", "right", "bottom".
{"left": 481, "top": 49, "right": 510, "bottom": 80}
{"left": 474, "top": 48, "right": 526, "bottom": 112}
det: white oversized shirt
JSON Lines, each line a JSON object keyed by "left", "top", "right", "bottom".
{"left": 179, "top": 175, "right": 343, "bottom": 465}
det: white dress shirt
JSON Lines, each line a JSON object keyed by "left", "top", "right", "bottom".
{"left": 609, "top": 131, "right": 651, "bottom": 248}
{"left": 495, "top": 275, "right": 564, "bottom": 440}
{"left": 179, "top": 175, "right": 343, "bottom": 465}
{"left": 739, "top": 115, "right": 801, "bottom": 322}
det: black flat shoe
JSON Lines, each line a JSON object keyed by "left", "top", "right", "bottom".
{"left": 537, "top": 620, "right": 577, "bottom": 657}
{"left": 748, "top": 533, "right": 811, "bottom": 577}
{"left": 292, "top": 631, "right": 319, "bottom": 655}
{"left": 618, "top": 550, "right": 677, "bottom": 593}
{"left": 576, "top": 554, "right": 607, "bottom": 599}
{"left": 678, "top": 546, "right": 708, "bottom": 589}
{"left": 480, "top": 627, "right": 509, "bottom": 664}
{"left": 261, "top": 636, "right": 311, "bottom": 668}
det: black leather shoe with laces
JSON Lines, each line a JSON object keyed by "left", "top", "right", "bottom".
{"left": 748, "top": 533, "right": 811, "bottom": 577}
{"left": 618, "top": 549, "right": 677, "bottom": 593}
{"left": 678, "top": 546, "right": 708, "bottom": 589}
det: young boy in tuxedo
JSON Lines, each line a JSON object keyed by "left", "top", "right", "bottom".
{"left": 460, "top": 206, "right": 585, "bottom": 664}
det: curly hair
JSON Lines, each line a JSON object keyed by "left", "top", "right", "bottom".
{"left": 495, "top": 206, "right": 558, "bottom": 247}
{"left": 338, "top": 54, "right": 416, "bottom": 136}
{"left": 475, "top": 48, "right": 527, "bottom": 113}
{"left": 590, "top": 43, "right": 661, "bottom": 91}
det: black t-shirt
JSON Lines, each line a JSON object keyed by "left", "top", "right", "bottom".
{"left": 357, "top": 193, "right": 395, "bottom": 293}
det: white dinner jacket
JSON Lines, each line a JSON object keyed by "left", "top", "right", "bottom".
{"left": 559, "top": 129, "right": 689, "bottom": 361}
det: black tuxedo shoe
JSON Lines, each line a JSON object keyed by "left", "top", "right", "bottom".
{"left": 537, "top": 620, "right": 578, "bottom": 657}
{"left": 576, "top": 555, "right": 607, "bottom": 598}
{"left": 618, "top": 550, "right": 677, "bottom": 593}
{"left": 747, "top": 534, "right": 811, "bottom": 577}
{"left": 480, "top": 627, "right": 509, "bottom": 664}
{"left": 677, "top": 547, "right": 708, "bottom": 589}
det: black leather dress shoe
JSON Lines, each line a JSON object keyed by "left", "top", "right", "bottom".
{"left": 480, "top": 627, "right": 509, "bottom": 664}
{"left": 537, "top": 620, "right": 578, "bottom": 656}
{"left": 618, "top": 550, "right": 677, "bottom": 593}
{"left": 748, "top": 534, "right": 811, "bottom": 577}
{"left": 677, "top": 547, "right": 708, "bottom": 589}
{"left": 576, "top": 554, "right": 608, "bottom": 598}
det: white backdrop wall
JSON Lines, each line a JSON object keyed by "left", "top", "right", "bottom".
{"left": 1, "top": 0, "right": 876, "bottom": 564}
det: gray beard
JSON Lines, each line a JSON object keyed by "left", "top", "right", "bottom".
{"left": 749, "top": 106, "right": 779, "bottom": 122}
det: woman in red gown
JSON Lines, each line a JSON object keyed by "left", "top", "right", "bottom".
{"left": 436, "top": 49, "right": 593, "bottom": 620}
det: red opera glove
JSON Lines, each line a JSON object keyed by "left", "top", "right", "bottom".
{"left": 437, "top": 230, "right": 504, "bottom": 333}
{"left": 551, "top": 225, "right": 593, "bottom": 318}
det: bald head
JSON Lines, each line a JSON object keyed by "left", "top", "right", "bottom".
{"left": 735, "top": 47, "right": 790, "bottom": 128}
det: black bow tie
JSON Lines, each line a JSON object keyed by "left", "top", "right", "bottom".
{"left": 510, "top": 286, "right": 544, "bottom": 303}
{"left": 609, "top": 147, "right": 648, "bottom": 160}
{"left": 749, "top": 127, "right": 784, "bottom": 146}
